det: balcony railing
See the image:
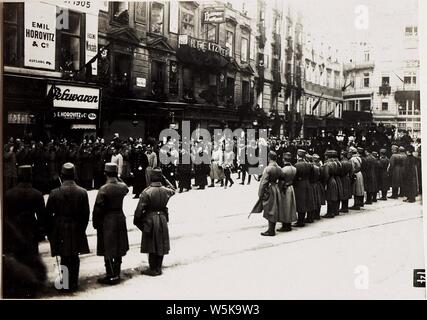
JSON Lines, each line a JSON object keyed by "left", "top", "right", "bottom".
{"left": 379, "top": 85, "right": 391, "bottom": 96}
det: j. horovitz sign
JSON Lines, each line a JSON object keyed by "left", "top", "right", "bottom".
{"left": 24, "top": 2, "right": 57, "bottom": 70}
{"left": 47, "top": 84, "right": 100, "bottom": 109}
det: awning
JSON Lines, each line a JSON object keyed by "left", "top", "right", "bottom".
{"left": 394, "top": 90, "right": 420, "bottom": 103}
{"left": 71, "top": 124, "right": 97, "bottom": 130}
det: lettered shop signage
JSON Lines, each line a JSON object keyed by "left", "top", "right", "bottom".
{"left": 85, "top": 14, "right": 98, "bottom": 75}
{"left": 43, "top": 0, "right": 100, "bottom": 15}
{"left": 202, "top": 8, "right": 225, "bottom": 24}
{"left": 24, "top": 2, "right": 56, "bottom": 70}
{"left": 47, "top": 84, "right": 100, "bottom": 109}
{"left": 178, "top": 35, "right": 229, "bottom": 58}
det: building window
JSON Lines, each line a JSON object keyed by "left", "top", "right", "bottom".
{"left": 334, "top": 71, "right": 340, "bottom": 89}
{"left": 241, "top": 37, "right": 249, "bottom": 62}
{"left": 180, "top": 4, "right": 195, "bottom": 37}
{"left": 404, "top": 76, "right": 412, "bottom": 84}
{"left": 405, "top": 26, "right": 418, "bottom": 37}
{"left": 242, "top": 81, "right": 250, "bottom": 104}
{"left": 382, "top": 102, "right": 388, "bottom": 111}
{"left": 364, "top": 52, "right": 370, "bottom": 61}
{"left": 4, "top": 3, "right": 21, "bottom": 66}
{"left": 112, "top": 2, "right": 129, "bottom": 24}
{"left": 360, "top": 100, "right": 371, "bottom": 111}
{"left": 150, "top": 2, "right": 164, "bottom": 35}
{"left": 226, "top": 31, "right": 234, "bottom": 57}
{"left": 182, "top": 67, "right": 194, "bottom": 99}
{"left": 151, "top": 60, "right": 165, "bottom": 96}
{"left": 258, "top": 53, "right": 268, "bottom": 68}
{"left": 226, "top": 77, "right": 235, "bottom": 105}
{"left": 169, "top": 61, "right": 179, "bottom": 94}
{"left": 326, "top": 69, "right": 332, "bottom": 87}
{"left": 204, "top": 24, "right": 218, "bottom": 42}
{"left": 113, "top": 52, "right": 131, "bottom": 90}
{"left": 364, "top": 73, "right": 370, "bottom": 87}
{"left": 382, "top": 76, "right": 390, "bottom": 86}
{"left": 58, "top": 11, "right": 83, "bottom": 72}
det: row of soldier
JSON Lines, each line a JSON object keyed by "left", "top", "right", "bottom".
{"left": 254, "top": 145, "right": 421, "bottom": 235}
{"left": 4, "top": 162, "right": 175, "bottom": 297}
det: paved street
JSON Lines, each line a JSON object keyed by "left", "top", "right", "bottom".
{"left": 39, "top": 175, "right": 425, "bottom": 300}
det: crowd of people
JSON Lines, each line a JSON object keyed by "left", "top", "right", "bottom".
{"left": 2, "top": 129, "right": 422, "bottom": 297}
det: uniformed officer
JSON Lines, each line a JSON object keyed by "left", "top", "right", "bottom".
{"left": 323, "top": 150, "right": 339, "bottom": 218}
{"left": 293, "top": 149, "right": 315, "bottom": 226}
{"left": 251, "top": 151, "right": 284, "bottom": 236}
{"left": 93, "top": 163, "right": 129, "bottom": 285}
{"left": 277, "top": 152, "right": 297, "bottom": 232}
{"left": 46, "top": 163, "right": 90, "bottom": 292}
{"left": 312, "top": 154, "right": 326, "bottom": 220}
{"left": 378, "top": 149, "right": 390, "bottom": 200}
{"left": 133, "top": 168, "right": 175, "bottom": 276}
{"left": 339, "top": 150, "right": 353, "bottom": 213}
{"left": 364, "top": 149, "right": 379, "bottom": 205}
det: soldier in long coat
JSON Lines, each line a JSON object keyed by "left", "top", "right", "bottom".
{"left": 277, "top": 152, "right": 297, "bottom": 232}
{"left": 378, "top": 149, "right": 390, "bottom": 200}
{"left": 5, "top": 166, "right": 47, "bottom": 255}
{"left": 131, "top": 143, "right": 149, "bottom": 198}
{"left": 403, "top": 146, "right": 417, "bottom": 203}
{"left": 133, "top": 168, "right": 175, "bottom": 276}
{"left": 388, "top": 145, "right": 405, "bottom": 199}
{"left": 339, "top": 150, "right": 353, "bottom": 213}
{"left": 46, "top": 163, "right": 90, "bottom": 292}
{"left": 371, "top": 151, "right": 381, "bottom": 203}
{"left": 349, "top": 147, "right": 365, "bottom": 210}
{"left": 363, "top": 149, "right": 378, "bottom": 205}
{"left": 93, "top": 163, "right": 129, "bottom": 285}
{"left": 293, "top": 149, "right": 315, "bottom": 226}
{"left": 312, "top": 154, "right": 326, "bottom": 220}
{"left": 251, "top": 151, "right": 284, "bottom": 236}
{"left": 323, "top": 150, "right": 340, "bottom": 218}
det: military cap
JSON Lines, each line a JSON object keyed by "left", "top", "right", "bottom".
{"left": 297, "top": 149, "right": 307, "bottom": 157}
{"left": 391, "top": 144, "right": 398, "bottom": 150}
{"left": 104, "top": 162, "right": 118, "bottom": 173}
{"left": 325, "top": 150, "right": 336, "bottom": 157}
{"left": 380, "top": 149, "right": 387, "bottom": 155}
{"left": 312, "top": 154, "right": 320, "bottom": 160}
{"left": 61, "top": 162, "right": 75, "bottom": 176}
{"left": 150, "top": 168, "right": 163, "bottom": 182}
{"left": 372, "top": 151, "right": 379, "bottom": 157}
{"left": 348, "top": 146, "right": 357, "bottom": 154}
{"left": 18, "top": 165, "right": 32, "bottom": 179}
{"left": 268, "top": 151, "right": 278, "bottom": 161}
{"left": 305, "top": 154, "right": 313, "bottom": 162}
{"left": 283, "top": 152, "right": 292, "bottom": 160}
{"left": 398, "top": 146, "right": 405, "bottom": 152}
{"left": 357, "top": 147, "right": 364, "bottom": 154}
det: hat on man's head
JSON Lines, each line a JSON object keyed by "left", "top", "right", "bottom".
{"left": 349, "top": 146, "right": 357, "bottom": 154}
{"left": 398, "top": 146, "right": 405, "bottom": 152}
{"left": 357, "top": 147, "right": 365, "bottom": 154}
{"left": 61, "top": 162, "right": 75, "bottom": 176}
{"left": 297, "top": 149, "right": 307, "bottom": 157}
{"left": 312, "top": 154, "right": 320, "bottom": 160}
{"left": 380, "top": 149, "right": 387, "bottom": 155}
{"left": 372, "top": 151, "right": 379, "bottom": 157}
{"left": 150, "top": 168, "right": 163, "bottom": 183}
{"left": 18, "top": 165, "right": 32, "bottom": 180}
{"left": 104, "top": 162, "right": 118, "bottom": 174}
{"left": 268, "top": 151, "right": 278, "bottom": 161}
{"left": 283, "top": 152, "right": 292, "bottom": 161}
{"left": 325, "top": 150, "right": 336, "bottom": 158}
{"left": 305, "top": 154, "right": 313, "bottom": 162}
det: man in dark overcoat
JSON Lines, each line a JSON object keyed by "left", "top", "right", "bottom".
{"left": 323, "top": 150, "right": 340, "bottom": 218}
{"left": 363, "top": 149, "right": 378, "bottom": 205}
{"left": 5, "top": 165, "right": 47, "bottom": 255}
{"left": 293, "top": 149, "right": 315, "bottom": 226}
{"left": 93, "top": 163, "right": 129, "bottom": 285}
{"left": 388, "top": 145, "right": 404, "bottom": 199}
{"left": 46, "top": 163, "right": 90, "bottom": 292}
{"left": 403, "top": 146, "right": 417, "bottom": 203}
{"left": 251, "top": 151, "right": 285, "bottom": 236}
{"left": 339, "top": 150, "right": 353, "bottom": 213}
{"left": 133, "top": 168, "right": 175, "bottom": 276}
{"left": 131, "top": 143, "right": 149, "bottom": 198}
{"left": 378, "top": 149, "right": 390, "bottom": 200}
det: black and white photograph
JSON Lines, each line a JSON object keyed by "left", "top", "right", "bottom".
{"left": 1, "top": 0, "right": 426, "bottom": 305}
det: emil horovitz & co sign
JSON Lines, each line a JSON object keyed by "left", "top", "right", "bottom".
{"left": 178, "top": 35, "right": 229, "bottom": 58}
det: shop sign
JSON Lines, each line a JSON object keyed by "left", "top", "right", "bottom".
{"left": 136, "top": 77, "right": 147, "bottom": 87}
{"left": 24, "top": 2, "right": 56, "bottom": 70}
{"left": 178, "top": 35, "right": 229, "bottom": 58}
{"left": 47, "top": 84, "right": 100, "bottom": 109}
{"left": 202, "top": 8, "right": 225, "bottom": 24}
{"left": 8, "top": 112, "right": 33, "bottom": 124}
{"left": 53, "top": 110, "right": 97, "bottom": 121}
{"left": 85, "top": 14, "right": 98, "bottom": 75}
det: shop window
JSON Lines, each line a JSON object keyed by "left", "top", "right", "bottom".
{"left": 404, "top": 76, "right": 412, "bottom": 84}
{"left": 169, "top": 61, "right": 179, "bottom": 95}
{"left": 112, "top": 2, "right": 129, "bottom": 24}
{"left": 151, "top": 60, "right": 165, "bottom": 96}
{"left": 241, "top": 37, "right": 249, "bottom": 62}
{"left": 226, "top": 31, "right": 234, "bottom": 57}
{"left": 360, "top": 100, "right": 371, "bottom": 111}
{"left": 180, "top": 5, "right": 195, "bottom": 37}
{"left": 150, "top": 2, "right": 164, "bottom": 35}
{"left": 382, "top": 102, "right": 388, "bottom": 111}
{"left": 58, "top": 11, "right": 83, "bottom": 72}
{"left": 4, "top": 3, "right": 21, "bottom": 66}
